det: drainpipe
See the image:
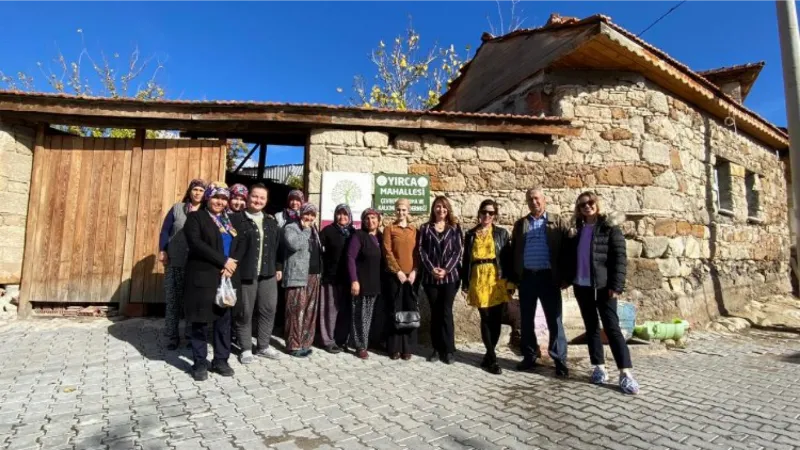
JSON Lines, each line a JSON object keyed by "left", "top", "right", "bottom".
{"left": 776, "top": 0, "right": 800, "bottom": 277}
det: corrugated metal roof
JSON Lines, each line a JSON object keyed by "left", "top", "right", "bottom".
{"left": 262, "top": 164, "right": 303, "bottom": 183}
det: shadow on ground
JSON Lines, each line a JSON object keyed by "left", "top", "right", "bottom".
{"left": 107, "top": 317, "right": 194, "bottom": 375}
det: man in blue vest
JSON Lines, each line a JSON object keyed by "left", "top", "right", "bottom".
{"left": 510, "top": 188, "right": 570, "bottom": 377}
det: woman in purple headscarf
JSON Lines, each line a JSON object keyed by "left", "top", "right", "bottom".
{"left": 228, "top": 184, "right": 249, "bottom": 216}
{"left": 317, "top": 204, "right": 355, "bottom": 353}
{"left": 158, "top": 178, "right": 206, "bottom": 350}
{"left": 346, "top": 208, "right": 384, "bottom": 359}
{"left": 277, "top": 190, "right": 304, "bottom": 228}
{"left": 282, "top": 202, "right": 323, "bottom": 357}
{"left": 183, "top": 184, "right": 247, "bottom": 381}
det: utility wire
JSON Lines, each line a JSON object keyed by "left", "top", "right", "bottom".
{"left": 638, "top": 1, "right": 687, "bottom": 37}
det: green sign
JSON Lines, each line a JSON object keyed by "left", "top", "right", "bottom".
{"left": 374, "top": 173, "right": 431, "bottom": 214}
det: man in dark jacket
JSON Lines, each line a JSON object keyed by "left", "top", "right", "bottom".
{"left": 234, "top": 183, "right": 284, "bottom": 364}
{"left": 510, "top": 188, "right": 571, "bottom": 376}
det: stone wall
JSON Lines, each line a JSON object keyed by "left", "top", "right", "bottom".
{"left": 0, "top": 121, "right": 34, "bottom": 285}
{"left": 306, "top": 70, "right": 790, "bottom": 339}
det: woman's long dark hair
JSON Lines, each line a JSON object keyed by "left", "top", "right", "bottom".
{"left": 428, "top": 196, "right": 459, "bottom": 227}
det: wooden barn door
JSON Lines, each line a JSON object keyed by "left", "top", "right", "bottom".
{"left": 21, "top": 135, "right": 135, "bottom": 304}
{"left": 127, "top": 139, "right": 227, "bottom": 305}
{"left": 20, "top": 136, "right": 226, "bottom": 307}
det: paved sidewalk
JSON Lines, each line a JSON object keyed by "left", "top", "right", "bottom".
{"left": 0, "top": 318, "right": 799, "bottom": 450}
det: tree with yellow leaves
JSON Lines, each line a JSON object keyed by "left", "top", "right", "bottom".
{"left": 343, "top": 2, "right": 525, "bottom": 111}
{"left": 340, "top": 19, "right": 470, "bottom": 111}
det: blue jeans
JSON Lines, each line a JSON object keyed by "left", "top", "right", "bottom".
{"left": 518, "top": 269, "right": 567, "bottom": 363}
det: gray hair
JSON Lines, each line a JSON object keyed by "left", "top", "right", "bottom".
{"left": 526, "top": 188, "right": 545, "bottom": 200}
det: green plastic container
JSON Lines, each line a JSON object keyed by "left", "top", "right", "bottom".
{"left": 634, "top": 319, "right": 689, "bottom": 341}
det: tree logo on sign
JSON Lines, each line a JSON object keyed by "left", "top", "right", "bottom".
{"left": 331, "top": 179, "right": 363, "bottom": 205}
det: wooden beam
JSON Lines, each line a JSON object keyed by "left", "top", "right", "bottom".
{"left": 0, "top": 93, "right": 579, "bottom": 138}
{"left": 233, "top": 143, "right": 260, "bottom": 174}
{"left": 18, "top": 124, "right": 46, "bottom": 318}
{"left": 257, "top": 142, "right": 267, "bottom": 179}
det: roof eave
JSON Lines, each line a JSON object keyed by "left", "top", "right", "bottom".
{"left": 597, "top": 22, "right": 788, "bottom": 149}
{"left": 0, "top": 91, "right": 580, "bottom": 138}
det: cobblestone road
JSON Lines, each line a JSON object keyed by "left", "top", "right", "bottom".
{"left": 0, "top": 318, "right": 799, "bottom": 450}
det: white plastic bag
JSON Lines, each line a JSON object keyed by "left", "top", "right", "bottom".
{"left": 215, "top": 277, "right": 237, "bottom": 308}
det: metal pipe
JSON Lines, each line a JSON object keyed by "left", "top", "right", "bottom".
{"left": 776, "top": 0, "right": 800, "bottom": 272}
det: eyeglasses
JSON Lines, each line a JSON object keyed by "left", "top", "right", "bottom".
{"left": 578, "top": 200, "right": 596, "bottom": 208}
{"left": 479, "top": 210, "right": 496, "bottom": 216}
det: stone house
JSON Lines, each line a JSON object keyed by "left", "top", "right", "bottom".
{"left": 433, "top": 14, "right": 791, "bottom": 325}
{"left": 0, "top": 13, "right": 792, "bottom": 344}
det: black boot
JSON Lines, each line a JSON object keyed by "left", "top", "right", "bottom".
{"left": 516, "top": 357, "right": 538, "bottom": 371}
{"left": 427, "top": 350, "right": 439, "bottom": 362}
{"left": 555, "top": 360, "right": 569, "bottom": 378}
{"left": 192, "top": 364, "right": 208, "bottom": 381}
{"left": 211, "top": 360, "right": 235, "bottom": 377}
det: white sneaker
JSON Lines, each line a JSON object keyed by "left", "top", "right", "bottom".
{"left": 255, "top": 347, "right": 281, "bottom": 359}
{"left": 239, "top": 350, "right": 254, "bottom": 365}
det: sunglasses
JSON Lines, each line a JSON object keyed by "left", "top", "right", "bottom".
{"left": 578, "top": 200, "right": 596, "bottom": 208}
{"left": 479, "top": 210, "right": 497, "bottom": 216}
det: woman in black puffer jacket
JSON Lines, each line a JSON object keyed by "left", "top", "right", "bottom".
{"left": 569, "top": 191, "right": 639, "bottom": 395}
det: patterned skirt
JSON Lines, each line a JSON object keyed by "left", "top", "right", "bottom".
{"left": 285, "top": 274, "right": 321, "bottom": 351}
{"left": 350, "top": 295, "right": 377, "bottom": 350}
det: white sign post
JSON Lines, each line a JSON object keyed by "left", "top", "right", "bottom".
{"left": 320, "top": 172, "right": 374, "bottom": 228}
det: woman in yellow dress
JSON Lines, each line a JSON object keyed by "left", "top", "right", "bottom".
{"left": 461, "top": 199, "right": 514, "bottom": 375}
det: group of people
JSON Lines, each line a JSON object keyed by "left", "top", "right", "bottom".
{"left": 159, "top": 180, "right": 640, "bottom": 395}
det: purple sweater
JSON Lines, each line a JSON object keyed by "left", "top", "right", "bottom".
{"left": 574, "top": 224, "right": 595, "bottom": 287}
{"left": 347, "top": 232, "right": 380, "bottom": 283}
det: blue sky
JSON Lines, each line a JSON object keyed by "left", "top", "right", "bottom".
{"left": 0, "top": 1, "right": 791, "bottom": 165}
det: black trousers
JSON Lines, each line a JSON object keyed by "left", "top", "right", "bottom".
{"left": 386, "top": 277, "right": 419, "bottom": 355}
{"left": 190, "top": 307, "right": 232, "bottom": 368}
{"left": 479, "top": 304, "right": 504, "bottom": 362}
{"left": 424, "top": 282, "right": 458, "bottom": 354}
{"left": 573, "top": 286, "right": 633, "bottom": 369}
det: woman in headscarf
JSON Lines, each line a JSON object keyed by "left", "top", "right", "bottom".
{"left": 346, "top": 208, "right": 384, "bottom": 359}
{"left": 383, "top": 198, "right": 418, "bottom": 360}
{"left": 275, "top": 189, "right": 303, "bottom": 336}
{"left": 158, "top": 178, "right": 206, "bottom": 350}
{"left": 228, "top": 184, "right": 249, "bottom": 216}
{"left": 183, "top": 184, "right": 246, "bottom": 381}
{"left": 276, "top": 190, "right": 304, "bottom": 228}
{"left": 317, "top": 204, "right": 355, "bottom": 354}
{"left": 282, "top": 202, "right": 323, "bottom": 357}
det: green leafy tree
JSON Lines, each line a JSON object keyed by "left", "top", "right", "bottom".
{"left": 286, "top": 175, "right": 304, "bottom": 190}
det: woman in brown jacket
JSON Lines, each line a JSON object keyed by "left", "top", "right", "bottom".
{"left": 382, "top": 199, "right": 419, "bottom": 360}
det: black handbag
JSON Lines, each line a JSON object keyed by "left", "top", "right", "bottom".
{"left": 394, "top": 283, "right": 420, "bottom": 330}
